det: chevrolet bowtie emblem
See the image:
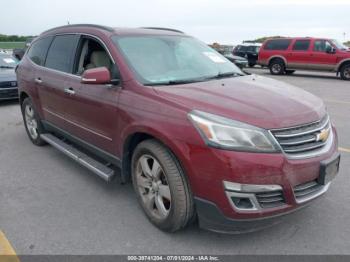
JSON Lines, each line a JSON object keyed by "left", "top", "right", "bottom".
{"left": 316, "top": 129, "right": 330, "bottom": 142}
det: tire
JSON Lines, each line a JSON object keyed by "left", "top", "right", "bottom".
{"left": 131, "top": 139, "right": 194, "bottom": 232}
{"left": 21, "top": 97, "right": 46, "bottom": 146}
{"left": 248, "top": 63, "right": 255, "bottom": 68}
{"left": 269, "top": 59, "right": 285, "bottom": 75}
{"left": 285, "top": 70, "right": 295, "bottom": 75}
{"left": 340, "top": 63, "right": 350, "bottom": 80}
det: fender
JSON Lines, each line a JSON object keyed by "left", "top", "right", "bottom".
{"left": 336, "top": 58, "right": 350, "bottom": 71}
{"left": 267, "top": 55, "right": 288, "bottom": 66}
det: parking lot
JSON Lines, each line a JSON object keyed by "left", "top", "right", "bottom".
{"left": 0, "top": 68, "right": 349, "bottom": 255}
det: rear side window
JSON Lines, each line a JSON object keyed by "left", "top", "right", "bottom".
{"left": 264, "top": 39, "right": 291, "bottom": 50}
{"left": 45, "top": 35, "right": 80, "bottom": 73}
{"left": 237, "top": 45, "right": 248, "bottom": 52}
{"left": 27, "top": 36, "right": 53, "bottom": 66}
{"left": 293, "top": 40, "right": 310, "bottom": 51}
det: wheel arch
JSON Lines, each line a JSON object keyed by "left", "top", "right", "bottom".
{"left": 336, "top": 59, "right": 350, "bottom": 72}
{"left": 268, "top": 55, "right": 287, "bottom": 66}
{"left": 121, "top": 127, "right": 189, "bottom": 184}
{"left": 19, "top": 91, "right": 29, "bottom": 106}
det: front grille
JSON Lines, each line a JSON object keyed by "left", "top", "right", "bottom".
{"left": 0, "top": 81, "right": 17, "bottom": 88}
{"left": 255, "top": 190, "right": 286, "bottom": 209}
{"left": 293, "top": 180, "right": 324, "bottom": 202}
{"left": 271, "top": 115, "right": 331, "bottom": 156}
{"left": 0, "top": 88, "right": 18, "bottom": 98}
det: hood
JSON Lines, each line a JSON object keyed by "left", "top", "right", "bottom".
{"left": 0, "top": 68, "right": 16, "bottom": 82}
{"left": 153, "top": 74, "right": 326, "bottom": 129}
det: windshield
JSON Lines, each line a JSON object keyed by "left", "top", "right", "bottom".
{"left": 0, "top": 54, "right": 18, "bottom": 68}
{"left": 112, "top": 35, "right": 243, "bottom": 85}
{"left": 332, "top": 39, "right": 349, "bottom": 50}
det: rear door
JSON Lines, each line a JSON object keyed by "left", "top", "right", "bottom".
{"left": 287, "top": 39, "right": 312, "bottom": 69}
{"left": 309, "top": 39, "right": 338, "bottom": 70}
{"left": 37, "top": 34, "right": 80, "bottom": 128}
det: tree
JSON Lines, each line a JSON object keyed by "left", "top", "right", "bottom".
{"left": 244, "top": 36, "right": 285, "bottom": 43}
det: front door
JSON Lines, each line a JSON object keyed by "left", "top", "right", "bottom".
{"left": 309, "top": 39, "right": 338, "bottom": 70}
{"left": 62, "top": 36, "right": 120, "bottom": 155}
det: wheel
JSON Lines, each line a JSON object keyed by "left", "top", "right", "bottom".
{"left": 340, "top": 64, "right": 350, "bottom": 80}
{"left": 131, "top": 139, "right": 194, "bottom": 232}
{"left": 269, "top": 59, "right": 285, "bottom": 75}
{"left": 248, "top": 63, "right": 255, "bottom": 68}
{"left": 285, "top": 70, "right": 295, "bottom": 75}
{"left": 21, "top": 97, "right": 46, "bottom": 146}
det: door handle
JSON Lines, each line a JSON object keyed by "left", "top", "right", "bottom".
{"left": 35, "top": 77, "right": 43, "bottom": 84}
{"left": 64, "top": 87, "right": 75, "bottom": 95}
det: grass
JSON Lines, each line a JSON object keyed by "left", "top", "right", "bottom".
{"left": 0, "top": 42, "right": 25, "bottom": 49}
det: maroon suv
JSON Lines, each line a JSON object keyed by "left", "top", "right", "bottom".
{"left": 16, "top": 24, "right": 340, "bottom": 233}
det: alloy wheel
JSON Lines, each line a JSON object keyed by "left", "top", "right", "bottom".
{"left": 135, "top": 155, "right": 171, "bottom": 219}
{"left": 272, "top": 63, "right": 282, "bottom": 74}
{"left": 24, "top": 104, "right": 39, "bottom": 140}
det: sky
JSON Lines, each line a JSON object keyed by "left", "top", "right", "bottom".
{"left": 2, "top": 0, "right": 349, "bottom": 45}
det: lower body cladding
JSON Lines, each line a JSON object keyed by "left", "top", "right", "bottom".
{"left": 0, "top": 87, "right": 19, "bottom": 100}
{"left": 175, "top": 129, "right": 340, "bottom": 233}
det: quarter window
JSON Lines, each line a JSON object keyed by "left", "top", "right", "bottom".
{"left": 292, "top": 40, "right": 310, "bottom": 51}
{"left": 264, "top": 39, "right": 291, "bottom": 50}
{"left": 27, "top": 36, "right": 53, "bottom": 66}
{"left": 45, "top": 35, "right": 80, "bottom": 73}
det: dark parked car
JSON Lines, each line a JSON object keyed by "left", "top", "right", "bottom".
{"left": 218, "top": 51, "right": 248, "bottom": 68}
{"left": 16, "top": 25, "right": 340, "bottom": 233}
{"left": 13, "top": 37, "right": 34, "bottom": 60}
{"left": 233, "top": 43, "right": 261, "bottom": 67}
{"left": 0, "top": 53, "right": 19, "bottom": 101}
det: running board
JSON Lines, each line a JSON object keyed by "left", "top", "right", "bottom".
{"left": 41, "top": 133, "right": 116, "bottom": 182}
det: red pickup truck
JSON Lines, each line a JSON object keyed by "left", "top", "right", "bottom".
{"left": 258, "top": 37, "right": 350, "bottom": 80}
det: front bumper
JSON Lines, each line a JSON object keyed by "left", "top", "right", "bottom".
{"left": 174, "top": 127, "right": 339, "bottom": 232}
{"left": 0, "top": 87, "right": 19, "bottom": 100}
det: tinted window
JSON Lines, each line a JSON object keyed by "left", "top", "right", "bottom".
{"left": 237, "top": 45, "right": 248, "bottom": 52}
{"left": 313, "top": 40, "right": 333, "bottom": 52}
{"left": 27, "top": 36, "right": 53, "bottom": 66}
{"left": 45, "top": 35, "right": 80, "bottom": 73}
{"left": 293, "top": 40, "right": 310, "bottom": 51}
{"left": 264, "top": 39, "right": 291, "bottom": 50}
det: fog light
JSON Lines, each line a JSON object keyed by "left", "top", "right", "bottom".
{"left": 231, "top": 197, "right": 254, "bottom": 209}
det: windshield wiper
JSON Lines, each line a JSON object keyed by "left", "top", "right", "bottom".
{"left": 144, "top": 72, "right": 245, "bottom": 86}
{"left": 208, "top": 72, "right": 244, "bottom": 79}
{"left": 145, "top": 78, "right": 207, "bottom": 86}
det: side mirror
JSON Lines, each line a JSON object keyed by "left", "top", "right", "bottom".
{"left": 81, "top": 67, "right": 111, "bottom": 85}
{"left": 326, "top": 46, "right": 336, "bottom": 54}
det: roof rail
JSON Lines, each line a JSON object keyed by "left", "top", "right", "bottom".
{"left": 141, "top": 27, "right": 184, "bottom": 34}
{"left": 42, "top": 24, "right": 115, "bottom": 34}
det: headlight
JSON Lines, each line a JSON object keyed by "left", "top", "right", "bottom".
{"left": 188, "top": 110, "right": 281, "bottom": 153}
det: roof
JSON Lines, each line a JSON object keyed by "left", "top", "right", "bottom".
{"left": 41, "top": 24, "right": 185, "bottom": 37}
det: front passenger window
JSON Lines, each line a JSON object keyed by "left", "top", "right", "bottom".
{"left": 75, "top": 38, "right": 116, "bottom": 78}
{"left": 313, "top": 40, "right": 333, "bottom": 52}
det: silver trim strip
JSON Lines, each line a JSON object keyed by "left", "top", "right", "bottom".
{"left": 294, "top": 182, "right": 330, "bottom": 204}
{"left": 40, "top": 134, "right": 114, "bottom": 181}
{"left": 43, "top": 107, "right": 113, "bottom": 141}
{"left": 223, "top": 181, "right": 282, "bottom": 193}
{"left": 0, "top": 87, "right": 18, "bottom": 90}
{"left": 273, "top": 118, "right": 329, "bottom": 138}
